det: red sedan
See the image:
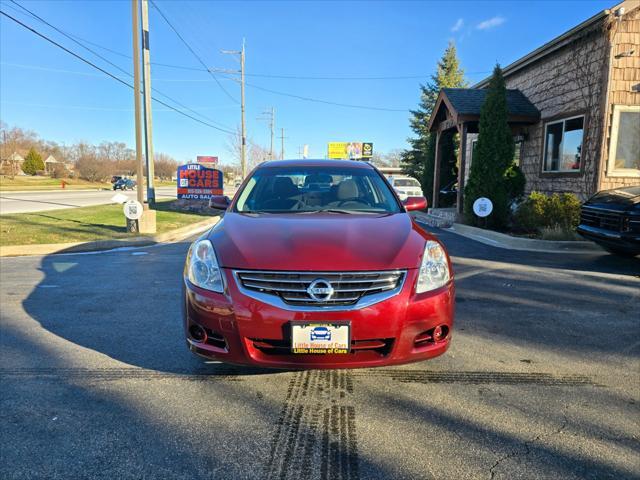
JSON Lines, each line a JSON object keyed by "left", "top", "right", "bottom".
{"left": 182, "top": 159, "right": 455, "bottom": 369}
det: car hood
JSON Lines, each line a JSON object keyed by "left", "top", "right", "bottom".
{"left": 587, "top": 186, "right": 640, "bottom": 209}
{"left": 208, "top": 212, "right": 430, "bottom": 271}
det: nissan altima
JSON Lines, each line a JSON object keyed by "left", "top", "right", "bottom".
{"left": 182, "top": 159, "right": 455, "bottom": 368}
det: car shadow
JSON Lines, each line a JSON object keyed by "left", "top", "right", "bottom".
{"left": 21, "top": 240, "right": 285, "bottom": 376}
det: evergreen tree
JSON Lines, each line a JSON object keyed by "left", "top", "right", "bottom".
{"left": 463, "top": 65, "right": 516, "bottom": 228}
{"left": 22, "top": 147, "right": 44, "bottom": 176}
{"left": 401, "top": 42, "right": 466, "bottom": 204}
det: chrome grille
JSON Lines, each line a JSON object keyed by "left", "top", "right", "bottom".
{"left": 235, "top": 270, "right": 406, "bottom": 308}
{"left": 580, "top": 206, "right": 623, "bottom": 232}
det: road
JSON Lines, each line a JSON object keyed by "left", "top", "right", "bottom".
{"left": 0, "top": 187, "right": 179, "bottom": 215}
{"left": 0, "top": 226, "right": 638, "bottom": 479}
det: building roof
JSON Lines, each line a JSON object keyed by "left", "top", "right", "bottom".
{"left": 428, "top": 88, "right": 540, "bottom": 131}
{"left": 473, "top": 1, "right": 629, "bottom": 88}
{"left": 44, "top": 155, "right": 58, "bottom": 163}
{"left": 6, "top": 152, "right": 24, "bottom": 162}
{"left": 442, "top": 88, "right": 540, "bottom": 117}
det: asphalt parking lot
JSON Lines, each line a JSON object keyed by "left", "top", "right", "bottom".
{"left": 1, "top": 225, "right": 638, "bottom": 479}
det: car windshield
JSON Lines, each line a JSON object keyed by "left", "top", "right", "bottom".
{"left": 394, "top": 178, "right": 420, "bottom": 187}
{"left": 235, "top": 165, "right": 401, "bottom": 214}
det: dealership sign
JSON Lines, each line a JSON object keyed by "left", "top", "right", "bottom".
{"left": 197, "top": 155, "right": 218, "bottom": 167}
{"left": 328, "top": 142, "right": 373, "bottom": 160}
{"left": 177, "top": 163, "right": 223, "bottom": 200}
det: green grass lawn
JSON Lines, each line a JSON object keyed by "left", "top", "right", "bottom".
{"left": 0, "top": 201, "right": 213, "bottom": 246}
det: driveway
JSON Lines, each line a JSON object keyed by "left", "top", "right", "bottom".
{"left": 0, "top": 226, "right": 638, "bottom": 479}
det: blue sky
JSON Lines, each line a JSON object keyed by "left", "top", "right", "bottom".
{"left": 1, "top": 0, "right": 611, "bottom": 163}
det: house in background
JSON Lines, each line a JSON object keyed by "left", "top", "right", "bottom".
{"left": 0, "top": 152, "right": 25, "bottom": 176}
{"left": 44, "top": 155, "right": 60, "bottom": 174}
{"left": 429, "top": 0, "right": 639, "bottom": 212}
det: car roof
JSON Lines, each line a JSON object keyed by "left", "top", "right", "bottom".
{"left": 257, "top": 159, "right": 375, "bottom": 170}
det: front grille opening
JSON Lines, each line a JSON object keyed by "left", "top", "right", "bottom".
{"left": 580, "top": 207, "right": 623, "bottom": 232}
{"left": 351, "top": 338, "right": 394, "bottom": 355}
{"left": 249, "top": 337, "right": 394, "bottom": 356}
{"left": 237, "top": 270, "right": 405, "bottom": 307}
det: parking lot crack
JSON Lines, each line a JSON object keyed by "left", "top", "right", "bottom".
{"left": 488, "top": 409, "right": 569, "bottom": 479}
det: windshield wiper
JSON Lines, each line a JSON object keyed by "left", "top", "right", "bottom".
{"left": 313, "top": 208, "right": 384, "bottom": 214}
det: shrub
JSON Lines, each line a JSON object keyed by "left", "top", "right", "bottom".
{"left": 50, "top": 163, "right": 68, "bottom": 179}
{"left": 21, "top": 148, "right": 44, "bottom": 175}
{"left": 504, "top": 164, "right": 526, "bottom": 202}
{"left": 513, "top": 192, "right": 581, "bottom": 234}
{"left": 539, "top": 225, "right": 580, "bottom": 241}
{"left": 464, "top": 65, "right": 515, "bottom": 229}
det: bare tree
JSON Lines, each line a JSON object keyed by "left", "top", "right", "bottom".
{"left": 226, "top": 126, "right": 270, "bottom": 171}
{"left": 155, "top": 152, "right": 179, "bottom": 180}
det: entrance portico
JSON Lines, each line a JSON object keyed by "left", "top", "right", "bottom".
{"left": 427, "top": 88, "right": 540, "bottom": 214}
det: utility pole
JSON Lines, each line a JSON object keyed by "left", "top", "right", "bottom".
{"left": 140, "top": 0, "right": 155, "bottom": 204}
{"left": 240, "top": 39, "right": 246, "bottom": 177}
{"left": 258, "top": 107, "right": 275, "bottom": 159}
{"left": 221, "top": 39, "right": 246, "bottom": 178}
{"left": 131, "top": 0, "right": 144, "bottom": 206}
{"left": 269, "top": 107, "right": 275, "bottom": 160}
{"left": 279, "top": 127, "right": 287, "bottom": 160}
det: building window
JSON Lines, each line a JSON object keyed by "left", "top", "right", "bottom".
{"left": 608, "top": 105, "right": 640, "bottom": 177}
{"left": 542, "top": 116, "right": 584, "bottom": 172}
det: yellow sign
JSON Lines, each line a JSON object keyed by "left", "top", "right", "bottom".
{"left": 328, "top": 142, "right": 373, "bottom": 159}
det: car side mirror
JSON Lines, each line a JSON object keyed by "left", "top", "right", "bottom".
{"left": 403, "top": 196, "right": 428, "bottom": 212}
{"left": 209, "top": 195, "right": 231, "bottom": 210}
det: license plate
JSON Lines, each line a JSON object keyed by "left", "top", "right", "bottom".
{"left": 291, "top": 322, "right": 350, "bottom": 354}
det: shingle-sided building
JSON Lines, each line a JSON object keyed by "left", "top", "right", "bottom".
{"left": 429, "top": 0, "right": 639, "bottom": 211}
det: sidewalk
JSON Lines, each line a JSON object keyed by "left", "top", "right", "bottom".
{"left": 412, "top": 211, "right": 602, "bottom": 254}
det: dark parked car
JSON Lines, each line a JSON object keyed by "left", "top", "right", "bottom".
{"left": 577, "top": 186, "right": 640, "bottom": 256}
{"left": 112, "top": 178, "right": 136, "bottom": 191}
{"left": 110, "top": 175, "right": 123, "bottom": 184}
{"left": 438, "top": 180, "right": 458, "bottom": 207}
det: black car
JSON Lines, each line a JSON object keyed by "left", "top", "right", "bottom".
{"left": 439, "top": 180, "right": 458, "bottom": 207}
{"left": 577, "top": 186, "right": 640, "bottom": 256}
{"left": 113, "top": 178, "right": 136, "bottom": 191}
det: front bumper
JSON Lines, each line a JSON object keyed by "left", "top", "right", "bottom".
{"left": 183, "top": 269, "right": 454, "bottom": 369}
{"left": 577, "top": 224, "right": 640, "bottom": 252}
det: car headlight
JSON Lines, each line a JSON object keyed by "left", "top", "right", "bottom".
{"left": 187, "top": 239, "right": 224, "bottom": 292}
{"left": 415, "top": 240, "right": 450, "bottom": 293}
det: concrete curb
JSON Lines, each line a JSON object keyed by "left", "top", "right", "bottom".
{"left": 445, "top": 222, "right": 603, "bottom": 253}
{"left": 0, "top": 216, "right": 220, "bottom": 257}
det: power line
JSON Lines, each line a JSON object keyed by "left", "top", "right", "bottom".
{"left": 149, "top": 0, "right": 238, "bottom": 104}
{"left": 244, "top": 81, "right": 409, "bottom": 112}
{"left": 6, "top": 0, "right": 233, "bottom": 131}
{"left": 5, "top": 3, "right": 490, "bottom": 81}
{"left": 0, "top": 10, "right": 235, "bottom": 134}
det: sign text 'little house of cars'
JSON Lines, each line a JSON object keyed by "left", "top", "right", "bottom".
{"left": 177, "top": 163, "right": 223, "bottom": 200}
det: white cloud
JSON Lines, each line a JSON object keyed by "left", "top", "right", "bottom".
{"left": 451, "top": 18, "right": 464, "bottom": 32}
{"left": 477, "top": 16, "right": 506, "bottom": 30}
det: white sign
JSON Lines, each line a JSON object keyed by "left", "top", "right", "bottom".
{"left": 473, "top": 197, "right": 493, "bottom": 218}
{"left": 123, "top": 200, "right": 144, "bottom": 221}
